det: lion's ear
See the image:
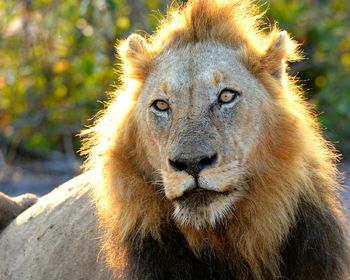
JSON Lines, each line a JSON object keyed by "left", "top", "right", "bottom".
{"left": 124, "top": 34, "right": 148, "bottom": 57}
{"left": 118, "top": 34, "right": 150, "bottom": 81}
{"left": 260, "top": 31, "right": 300, "bottom": 80}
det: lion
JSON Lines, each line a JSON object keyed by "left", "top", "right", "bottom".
{"left": 78, "top": 0, "right": 350, "bottom": 279}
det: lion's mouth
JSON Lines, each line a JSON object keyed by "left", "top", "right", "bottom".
{"left": 183, "top": 186, "right": 230, "bottom": 198}
{"left": 175, "top": 186, "right": 231, "bottom": 206}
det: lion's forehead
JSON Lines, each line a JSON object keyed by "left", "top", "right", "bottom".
{"left": 150, "top": 42, "right": 251, "bottom": 93}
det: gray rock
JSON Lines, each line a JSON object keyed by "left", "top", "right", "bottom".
{"left": 0, "top": 173, "right": 113, "bottom": 280}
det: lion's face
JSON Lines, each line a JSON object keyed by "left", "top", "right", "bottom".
{"left": 137, "top": 42, "right": 272, "bottom": 229}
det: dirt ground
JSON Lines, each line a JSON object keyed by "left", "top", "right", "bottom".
{"left": 0, "top": 158, "right": 82, "bottom": 196}
{"left": 0, "top": 158, "right": 350, "bottom": 209}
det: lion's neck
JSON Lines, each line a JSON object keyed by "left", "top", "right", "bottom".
{"left": 124, "top": 223, "right": 247, "bottom": 280}
{"left": 122, "top": 193, "right": 348, "bottom": 280}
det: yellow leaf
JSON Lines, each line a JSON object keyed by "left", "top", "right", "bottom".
{"left": 53, "top": 60, "right": 70, "bottom": 73}
{"left": 54, "top": 85, "right": 68, "bottom": 98}
{"left": 315, "top": 75, "right": 327, "bottom": 88}
{"left": 341, "top": 53, "right": 350, "bottom": 66}
{"left": 116, "top": 16, "right": 130, "bottom": 30}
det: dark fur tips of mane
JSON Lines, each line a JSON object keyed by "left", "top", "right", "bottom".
{"left": 280, "top": 198, "right": 349, "bottom": 280}
{"left": 121, "top": 198, "right": 349, "bottom": 280}
{"left": 124, "top": 225, "right": 242, "bottom": 280}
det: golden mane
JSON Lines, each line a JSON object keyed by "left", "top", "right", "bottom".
{"left": 80, "top": 0, "right": 348, "bottom": 279}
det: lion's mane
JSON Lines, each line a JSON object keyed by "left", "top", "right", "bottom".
{"left": 81, "top": 1, "right": 349, "bottom": 279}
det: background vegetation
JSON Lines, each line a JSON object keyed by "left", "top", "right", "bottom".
{"left": 0, "top": 0, "right": 349, "bottom": 160}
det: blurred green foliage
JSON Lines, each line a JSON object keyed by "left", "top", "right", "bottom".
{"left": 268, "top": 0, "right": 350, "bottom": 157}
{"left": 0, "top": 0, "right": 168, "bottom": 157}
{"left": 0, "top": 0, "right": 349, "bottom": 158}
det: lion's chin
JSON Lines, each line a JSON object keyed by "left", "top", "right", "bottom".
{"left": 172, "top": 192, "right": 241, "bottom": 230}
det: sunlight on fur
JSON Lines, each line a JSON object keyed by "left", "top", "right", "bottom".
{"left": 80, "top": 0, "right": 350, "bottom": 279}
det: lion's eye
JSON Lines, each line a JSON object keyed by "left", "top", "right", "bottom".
{"left": 218, "top": 89, "right": 240, "bottom": 104}
{"left": 152, "top": 100, "right": 170, "bottom": 111}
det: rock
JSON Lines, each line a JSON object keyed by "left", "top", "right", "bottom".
{"left": 0, "top": 173, "right": 113, "bottom": 280}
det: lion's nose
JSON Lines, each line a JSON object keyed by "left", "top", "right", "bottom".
{"left": 169, "top": 153, "right": 218, "bottom": 177}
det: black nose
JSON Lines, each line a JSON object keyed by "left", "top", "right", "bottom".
{"left": 169, "top": 153, "right": 218, "bottom": 177}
